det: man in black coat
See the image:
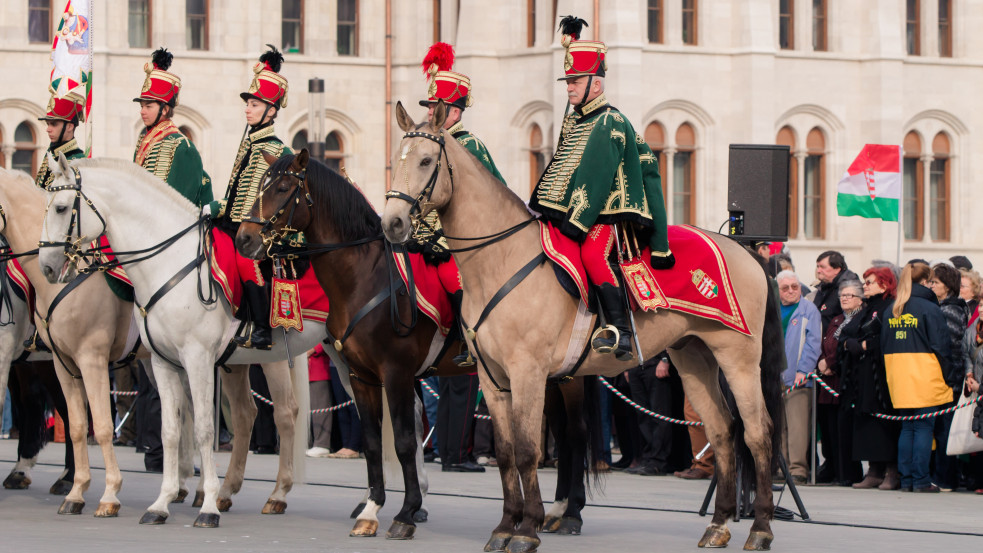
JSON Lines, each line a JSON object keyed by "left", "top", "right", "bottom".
{"left": 813, "top": 250, "right": 859, "bottom": 333}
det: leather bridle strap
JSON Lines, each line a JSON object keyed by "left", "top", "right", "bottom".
{"left": 134, "top": 253, "right": 205, "bottom": 368}
{"left": 459, "top": 252, "right": 548, "bottom": 392}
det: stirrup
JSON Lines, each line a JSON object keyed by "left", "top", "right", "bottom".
{"left": 590, "top": 324, "right": 621, "bottom": 354}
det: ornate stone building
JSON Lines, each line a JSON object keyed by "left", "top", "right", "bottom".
{"left": 1, "top": 0, "right": 979, "bottom": 273}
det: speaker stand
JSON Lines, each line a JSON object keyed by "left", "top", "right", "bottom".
{"left": 698, "top": 456, "right": 809, "bottom": 522}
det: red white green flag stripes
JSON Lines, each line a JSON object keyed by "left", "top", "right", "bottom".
{"left": 50, "top": 0, "right": 93, "bottom": 154}
{"left": 835, "top": 144, "right": 902, "bottom": 222}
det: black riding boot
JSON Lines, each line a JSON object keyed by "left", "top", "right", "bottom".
{"left": 449, "top": 290, "right": 475, "bottom": 367}
{"left": 591, "top": 283, "right": 634, "bottom": 361}
{"left": 235, "top": 282, "right": 273, "bottom": 350}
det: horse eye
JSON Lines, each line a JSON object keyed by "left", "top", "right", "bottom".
{"left": 277, "top": 182, "right": 290, "bottom": 193}
{"left": 420, "top": 157, "right": 433, "bottom": 167}
{"left": 55, "top": 205, "right": 67, "bottom": 214}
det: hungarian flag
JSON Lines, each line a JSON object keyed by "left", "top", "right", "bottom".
{"left": 50, "top": 0, "right": 93, "bottom": 153}
{"left": 835, "top": 144, "right": 902, "bottom": 222}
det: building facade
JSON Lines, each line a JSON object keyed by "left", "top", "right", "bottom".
{"left": 1, "top": 0, "right": 980, "bottom": 274}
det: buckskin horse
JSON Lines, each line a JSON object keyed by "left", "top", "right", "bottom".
{"left": 381, "top": 101, "right": 785, "bottom": 552}
{"left": 235, "top": 149, "right": 473, "bottom": 539}
{"left": 37, "top": 156, "right": 327, "bottom": 527}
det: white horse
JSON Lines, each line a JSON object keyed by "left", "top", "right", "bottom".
{"left": 36, "top": 156, "right": 329, "bottom": 527}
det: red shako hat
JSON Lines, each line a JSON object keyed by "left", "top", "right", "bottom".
{"left": 133, "top": 47, "right": 181, "bottom": 106}
{"left": 241, "top": 45, "right": 288, "bottom": 108}
{"left": 418, "top": 42, "right": 472, "bottom": 110}
{"left": 557, "top": 16, "right": 607, "bottom": 81}
{"left": 40, "top": 88, "right": 85, "bottom": 124}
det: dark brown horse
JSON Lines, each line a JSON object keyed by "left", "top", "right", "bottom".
{"left": 235, "top": 149, "right": 471, "bottom": 539}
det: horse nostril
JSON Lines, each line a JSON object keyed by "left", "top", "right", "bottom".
{"left": 42, "top": 265, "right": 52, "bottom": 277}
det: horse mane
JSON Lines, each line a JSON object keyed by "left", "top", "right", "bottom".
{"left": 0, "top": 166, "right": 38, "bottom": 188}
{"left": 267, "top": 154, "right": 382, "bottom": 241}
{"left": 72, "top": 158, "right": 198, "bottom": 215}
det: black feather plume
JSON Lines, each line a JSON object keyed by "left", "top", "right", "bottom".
{"left": 558, "top": 15, "right": 588, "bottom": 40}
{"left": 259, "top": 44, "right": 284, "bottom": 73}
{"left": 151, "top": 47, "right": 173, "bottom": 71}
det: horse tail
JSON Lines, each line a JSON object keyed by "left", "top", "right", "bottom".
{"left": 733, "top": 262, "right": 786, "bottom": 495}
{"left": 582, "top": 375, "right": 604, "bottom": 496}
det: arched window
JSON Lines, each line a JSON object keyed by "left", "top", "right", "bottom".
{"left": 644, "top": 121, "right": 668, "bottom": 201}
{"left": 529, "top": 124, "right": 548, "bottom": 196}
{"left": 776, "top": 126, "right": 797, "bottom": 238}
{"left": 673, "top": 123, "right": 695, "bottom": 225}
{"left": 291, "top": 130, "right": 308, "bottom": 152}
{"left": 324, "top": 131, "right": 343, "bottom": 172}
{"left": 930, "top": 132, "right": 950, "bottom": 241}
{"left": 902, "top": 131, "right": 924, "bottom": 240}
{"left": 12, "top": 122, "right": 37, "bottom": 175}
{"left": 179, "top": 125, "right": 195, "bottom": 144}
{"left": 803, "top": 127, "right": 825, "bottom": 239}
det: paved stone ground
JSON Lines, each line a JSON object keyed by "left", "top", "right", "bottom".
{"left": 0, "top": 439, "right": 979, "bottom": 552}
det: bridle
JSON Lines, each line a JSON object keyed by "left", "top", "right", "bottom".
{"left": 243, "top": 166, "right": 312, "bottom": 256}
{"left": 38, "top": 166, "right": 107, "bottom": 268}
{"left": 384, "top": 130, "right": 453, "bottom": 232}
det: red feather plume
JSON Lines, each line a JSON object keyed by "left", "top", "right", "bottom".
{"left": 421, "top": 42, "right": 455, "bottom": 77}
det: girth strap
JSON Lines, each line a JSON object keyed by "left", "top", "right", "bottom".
{"left": 330, "top": 281, "right": 404, "bottom": 354}
{"left": 39, "top": 270, "right": 96, "bottom": 379}
{"left": 135, "top": 253, "right": 205, "bottom": 368}
{"left": 461, "top": 252, "right": 547, "bottom": 392}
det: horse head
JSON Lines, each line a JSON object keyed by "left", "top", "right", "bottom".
{"left": 236, "top": 148, "right": 313, "bottom": 260}
{"left": 381, "top": 100, "right": 454, "bottom": 245}
{"left": 38, "top": 153, "right": 106, "bottom": 284}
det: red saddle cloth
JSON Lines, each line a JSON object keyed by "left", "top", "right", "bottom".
{"left": 6, "top": 259, "right": 35, "bottom": 312}
{"left": 540, "top": 222, "right": 751, "bottom": 336}
{"left": 393, "top": 251, "right": 454, "bottom": 335}
{"left": 94, "top": 236, "right": 133, "bottom": 287}
{"left": 208, "top": 228, "right": 329, "bottom": 323}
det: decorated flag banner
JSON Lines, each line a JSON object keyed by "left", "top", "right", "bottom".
{"left": 50, "top": 1, "right": 93, "bottom": 153}
{"left": 836, "top": 144, "right": 902, "bottom": 222}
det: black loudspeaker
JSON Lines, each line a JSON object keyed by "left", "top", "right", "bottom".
{"left": 727, "top": 144, "right": 790, "bottom": 242}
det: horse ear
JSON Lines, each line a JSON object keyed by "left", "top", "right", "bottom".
{"left": 56, "top": 153, "right": 72, "bottom": 176}
{"left": 430, "top": 100, "right": 447, "bottom": 133}
{"left": 395, "top": 101, "right": 415, "bottom": 132}
{"left": 261, "top": 151, "right": 279, "bottom": 167}
{"left": 46, "top": 152, "right": 62, "bottom": 177}
{"left": 295, "top": 148, "right": 310, "bottom": 169}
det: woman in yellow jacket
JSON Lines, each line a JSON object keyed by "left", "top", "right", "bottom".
{"left": 880, "top": 262, "right": 955, "bottom": 492}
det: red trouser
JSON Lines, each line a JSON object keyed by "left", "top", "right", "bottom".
{"left": 583, "top": 224, "right": 619, "bottom": 287}
{"left": 436, "top": 255, "right": 462, "bottom": 294}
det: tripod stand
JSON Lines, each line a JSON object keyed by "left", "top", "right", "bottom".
{"left": 698, "top": 455, "right": 809, "bottom": 521}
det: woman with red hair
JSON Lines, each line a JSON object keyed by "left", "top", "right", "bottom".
{"left": 838, "top": 266, "right": 902, "bottom": 489}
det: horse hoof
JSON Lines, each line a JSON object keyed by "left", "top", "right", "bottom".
{"left": 350, "top": 501, "right": 366, "bottom": 519}
{"left": 172, "top": 489, "right": 189, "bottom": 504}
{"left": 139, "top": 510, "right": 168, "bottom": 525}
{"left": 58, "top": 500, "right": 85, "bottom": 515}
{"left": 698, "top": 524, "right": 732, "bottom": 548}
{"left": 541, "top": 515, "right": 560, "bottom": 533}
{"left": 412, "top": 507, "right": 428, "bottom": 523}
{"left": 743, "top": 531, "right": 774, "bottom": 551}
{"left": 261, "top": 499, "right": 287, "bottom": 514}
{"left": 3, "top": 472, "right": 31, "bottom": 489}
{"left": 483, "top": 532, "right": 512, "bottom": 552}
{"left": 95, "top": 502, "right": 120, "bottom": 517}
{"left": 385, "top": 520, "right": 416, "bottom": 540}
{"left": 349, "top": 519, "right": 379, "bottom": 537}
{"left": 49, "top": 478, "right": 73, "bottom": 496}
{"left": 193, "top": 513, "right": 220, "bottom": 528}
{"left": 192, "top": 491, "right": 204, "bottom": 508}
{"left": 505, "top": 535, "right": 540, "bottom": 553}
{"left": 555, "top": 517, "right": 582, "bottom": 535}
{"left": 216, "top": 497, "right": 232, "bottom": 512}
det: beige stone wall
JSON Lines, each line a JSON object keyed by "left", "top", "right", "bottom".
{"left": 2, "top": 0, "right": 982, "bottom": 277}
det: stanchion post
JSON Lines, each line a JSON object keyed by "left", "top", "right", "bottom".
{"left": 810, "top": 380, "right": 817, "bottom": 485}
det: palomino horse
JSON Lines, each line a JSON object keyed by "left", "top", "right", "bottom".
{"left": 0, "top": 166, "right": 136, "bottom": 518}
{"left": 235, "top": 149, "right": 470, "bottom": 539}
{"left": 37, "top": 157, "right": 322, "bottom": 527}
{"left": 382, "top": 102, "right": 785, "bottom": 552}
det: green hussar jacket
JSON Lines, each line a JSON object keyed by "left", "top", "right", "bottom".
{"left": 411, "top": 122, "right": 505, "bottom": 263}
{"left": 530, "top": 94, "right": 670, "bottom": 257}
{"left": 218, "top": 124, "right": 291, "bottom": 224}
{"left": 133, "top": 121, "right": 213, "bottom": 208}
{"left": 35, "top": 138, "right": 85, "bottom": 189}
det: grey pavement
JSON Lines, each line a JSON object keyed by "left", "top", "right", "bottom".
{"left": 0, "top": 438, "right": 979, "bottom": 552}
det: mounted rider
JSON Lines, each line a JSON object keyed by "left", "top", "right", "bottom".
{"left": 35, "top": 88, "right": 86, "bottom": 189}
{"left": 412, "top": 42, "right": 505, "bottom": 366}
{"left": 529, "top": 17, "right": 673, "bottom": 361}
{"left": 132, "top": 47, "right": 213, "bottom": 208}
{"left": 207, "top": 45, "right": 292, "bottom": 350}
